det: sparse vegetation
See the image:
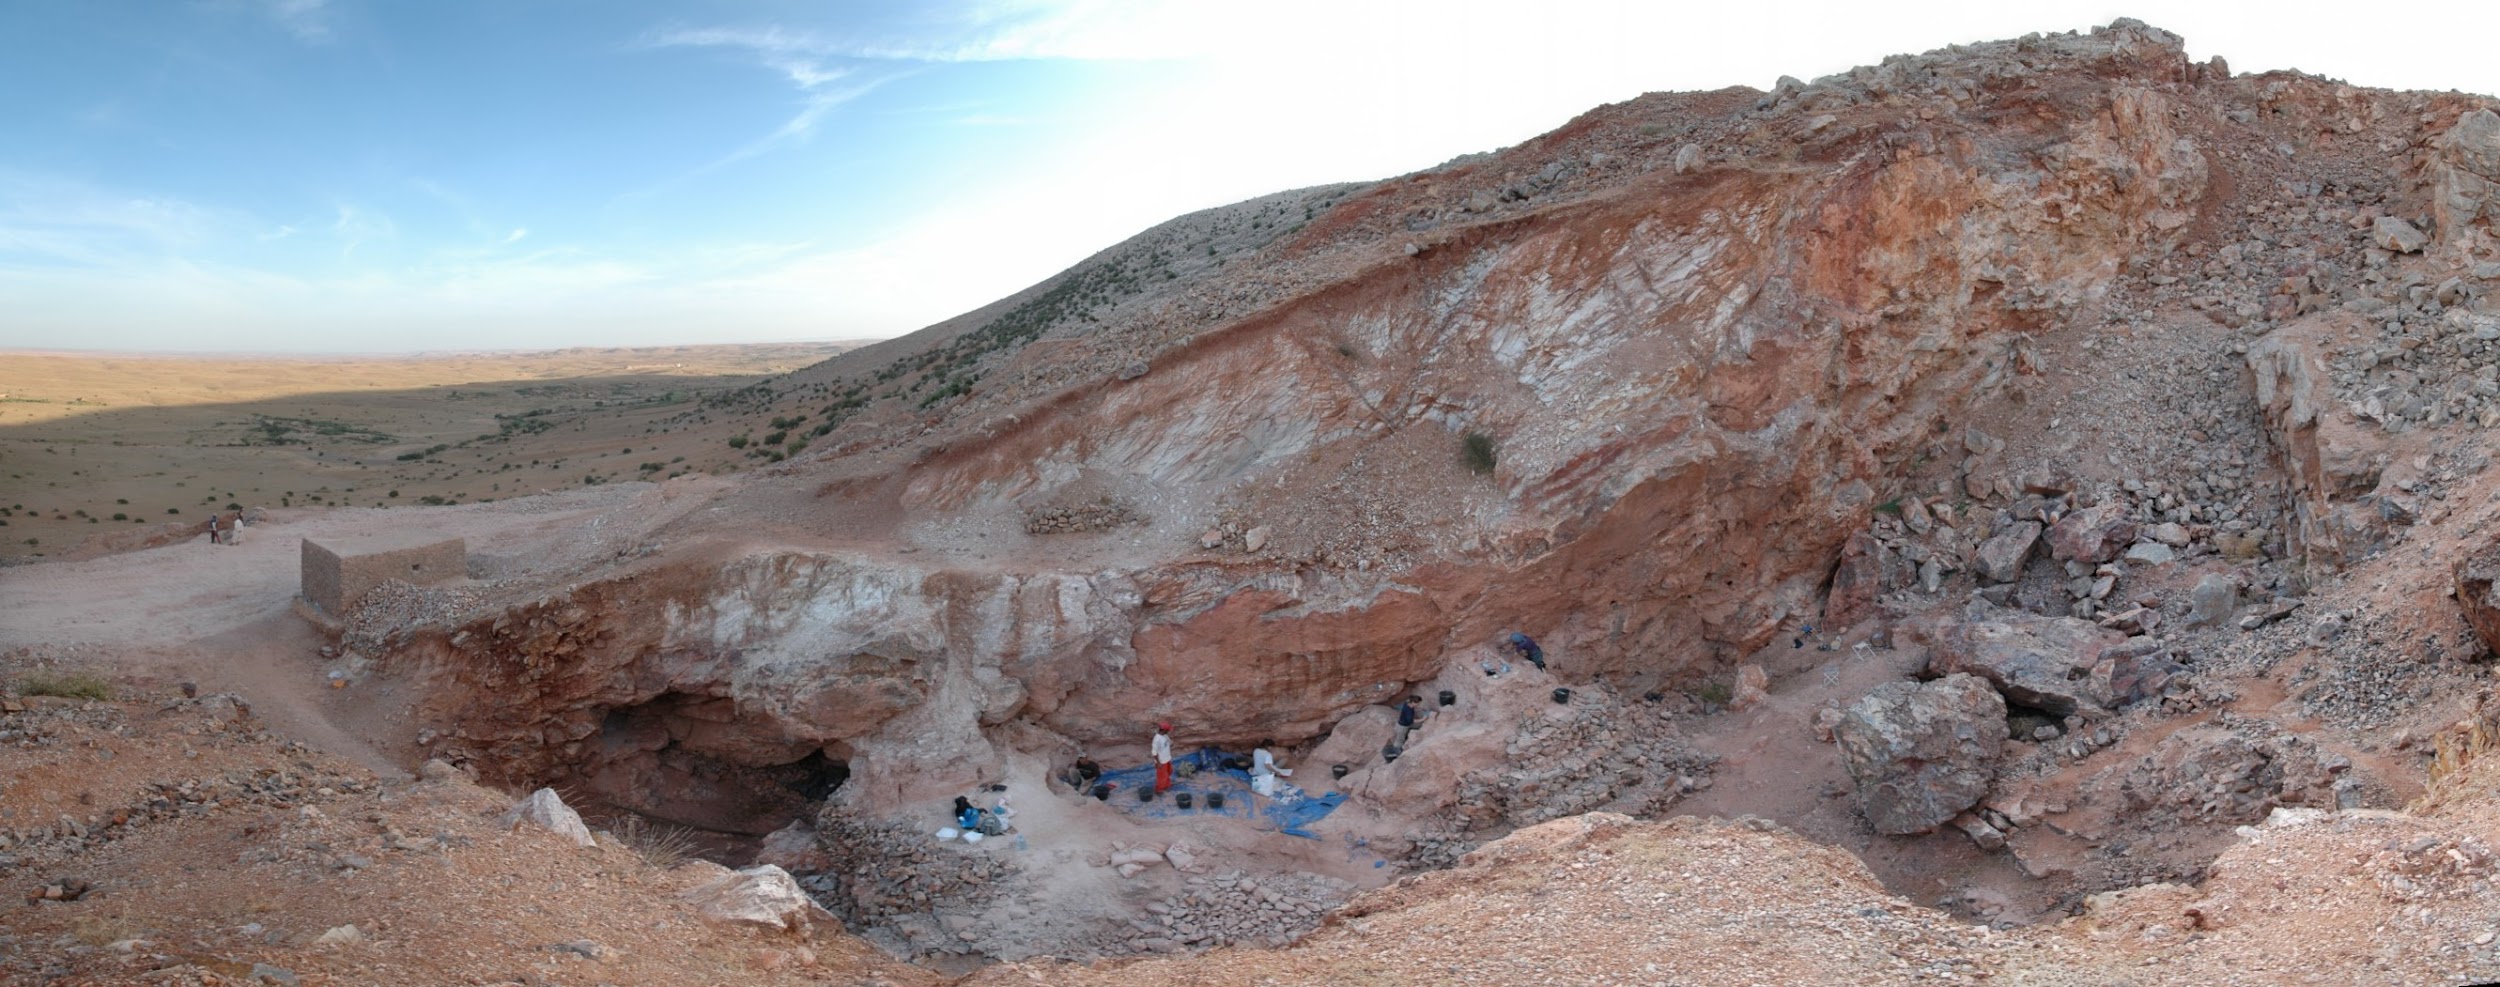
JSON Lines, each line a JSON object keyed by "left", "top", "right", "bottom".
{"left": 1462, "top": 432, "right": 1499, "bottom": 475}
{"left": 614, "top": 815, "right": 699, "bottom": 869}
{"left": 15, "top": 671, "right": 112, "bottom": 700}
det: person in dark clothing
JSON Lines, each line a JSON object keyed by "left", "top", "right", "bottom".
{"left": 1395, "top": 697, "right": 1419, "bottom": 746}
{"left": 1507, "top": 631, "right": 1545, "bottom": 670}
{"left": 953, "top": 795, "right": 979, "bottom": 831}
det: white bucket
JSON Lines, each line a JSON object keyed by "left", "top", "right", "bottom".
{"left": 962, "top": 831, "right": 986, "bottom": 844}
{"left": 935, "top": 827, "right": 960, "bottom": 841}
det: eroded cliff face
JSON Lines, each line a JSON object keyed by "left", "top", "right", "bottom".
{"left": 371, "top": 22, "right": 2312, "bottom": 818}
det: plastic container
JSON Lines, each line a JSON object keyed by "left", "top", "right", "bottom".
{"left": 1175, "top": 792, "right": 1193, "bottom": 810}
{"left": 963, "top": 830, "right": 985, "bottom": 844}
{"left": 1207, "top": 792, "right": 1226, "bottom": 810}
{"left": 1439, "top": 689, "right": 1456, "bottom": 707}
{"left": 1330, "top": 764, "right": 1350, "bottom": 780}
{"left": 1092, "top": 784, "right": 1111, "bottom": 801}
{"left": 935, "top": 827, "right": 960, "bottom": 841}
{"left": 1552, "top": 687, "right": 1572, "bottom": 704}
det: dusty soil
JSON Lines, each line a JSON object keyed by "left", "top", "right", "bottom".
{"left": 0, "top": 688, "right": 937, "bottom": 986}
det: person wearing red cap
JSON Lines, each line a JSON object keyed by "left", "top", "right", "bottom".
{"left": 1151, "top": 723, "right": 1174, "bottom": 793}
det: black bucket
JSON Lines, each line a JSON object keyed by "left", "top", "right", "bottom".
{"left": 1207, "top": 792, "right": 1225, "bottom": 810}
{"left": 1552, "top": 687, "right": 1572, "bottom": 704}
{"left": 1176, "top": 792, "right": 1193, "bottom": 810}
{"left": 1330, "top": 764, "right": 1350, "bottom": 780}
{"left": 1438, "top": 689, "right": 1456, "bottom": 707}
{"left": 1091, "top": 784, "right": 1111, "bottom": 801}
{"left": 1381, "top": 744, "right": 1403, "bottom": 764}
{"left": 1138, "top": 787, "right": 1156, "bottom": 803}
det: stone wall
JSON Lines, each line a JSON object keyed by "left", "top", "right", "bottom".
{"left": 301, "top": 534, "right": 465, "bottom": 615}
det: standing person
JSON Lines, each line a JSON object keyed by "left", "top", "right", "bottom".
{"left": 1395, "top": 697, "right": 1419, "bottom": 747}
{"left": 1151, "top": 723, "right": 1174, "bottom": 793}
{"left": 225, "top": 510, "right": 244, "bottom": 546}
{"left": 204, "top": 513, "right": 221, "bottom": 546}
{"left": 1507, "top": 631, "right": 1546, "bottom": 671}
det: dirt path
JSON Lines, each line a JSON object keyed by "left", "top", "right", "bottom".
{"left": 0, "top": 482, "right": 719, "bottom": 776}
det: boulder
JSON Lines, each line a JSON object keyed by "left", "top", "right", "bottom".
{"left": 1728, "top": 664, "right": 1770, "bottom": 712}
{"left": 2045, "top": 503, "right": 2137, "bottom": 564}
{"left": 2124, "top": 541, "right": 2175, "bottom": 564}
{"left": 2456, "top": 541, "right": 2500, "bottom": 660}
{"left": 2372, "top": 215, "right": 2429, "bottom": 253}
{"left": 2187, "top": 573, "right": 2239, "bottom": 629}
{"left": 1833, "top": 674, "right": 2008, "bottom": 835}
{"left": 501, "top": 788, "right": 594, "bottom": 848}
{"left": 1973, "top": 521, "right": 2042, "bottom": 584}
{"left": 682, "top": 865, "right": 823, "bottom": 933}
{"left": 1928, "top": 606, "right": 2170, "bottom": 716}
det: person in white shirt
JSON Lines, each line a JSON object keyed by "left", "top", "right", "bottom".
{"left": 1250, "top": 739, "right": 1292, "bottom": 796}
{"left": 1152, "top": 723, "right": 1174, "bottom": 793}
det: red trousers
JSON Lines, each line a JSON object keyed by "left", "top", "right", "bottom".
{"left": 1155, "top": 761, "right": 1173, "bottom": 792}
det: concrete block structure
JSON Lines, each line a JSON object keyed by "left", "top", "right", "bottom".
{"left": 300, "top": 533, "right": 466, "bottom": 615}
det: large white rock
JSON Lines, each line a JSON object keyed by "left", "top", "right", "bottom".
{"left": 682, "top": 864, "right": 822, "bottom": 933}
{"left": 501, "top": 788, "right": 594, "bottom": 848}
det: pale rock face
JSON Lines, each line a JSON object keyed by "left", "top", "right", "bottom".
{"left": 682, "top": 865, "right": 822, "bottom": 932}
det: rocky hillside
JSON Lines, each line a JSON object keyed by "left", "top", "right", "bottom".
{"left": 361, "top": 15, "right": 2495, "bottom": 814}
{"left": 19, "top": 15, "right": 2500, "bottom": 983}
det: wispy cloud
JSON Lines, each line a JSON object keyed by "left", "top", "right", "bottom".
{"left": 628, "top": 24, "right": 913, "bottom": 189}
{"left": 504, "top": 227, "right": 528, "bottom": 243}
{"left": 329, "top": 204, "right": 393, "bottom": 256}
{"left": 640, "top": 26, "right": 854, "bottom": 89}
{"left": 0, "top": 171, "right": 226, "bottom": 268}
{"left": 260, "top": 0, "right": 335, "bottom": 44}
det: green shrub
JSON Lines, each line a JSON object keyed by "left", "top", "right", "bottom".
{"left": 1461, "top": 432, "right": 1499, "bottom": 475}
{"left": 16, "top": 671, "right": 112, "bottom": 700}
{"left": 727, "top": 435, "right": 749, "bottom": 449}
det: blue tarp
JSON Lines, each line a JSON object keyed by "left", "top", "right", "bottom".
{"left": 1091, "top": 746, "right": 1346, "bottom": 839}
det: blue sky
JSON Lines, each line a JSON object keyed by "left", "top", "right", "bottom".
{"left": 5, "top": 1, "right": 2500, "bottom": 354}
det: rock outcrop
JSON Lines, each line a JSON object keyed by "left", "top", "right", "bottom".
{"left": 1927, "top": 606, "right": 2180, "bottom": 716}
{"left": 1833, "top": 674, "right": 2008, "bottom": 834}
{"left": 500, "top": 787, "right": 594, "bottom": 848}
{"left": 2459, "top": 541, "right": 2500, "bottom": 660}
{"left": 681, "top": 864, "right": 827, "bottom": 933}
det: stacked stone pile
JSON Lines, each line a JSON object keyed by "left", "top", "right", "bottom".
{"left": 343, "top": 579, "right": 491, "bottom": 654}
{"left": 1097, "top": 869, "right": 1353, "bottom": 955}
{"left": 803, "top": 809, "right": 1013, "bottom": 928}
{"left": 1020, "top": 501, "right": 1142, "bottom": 535}
{"left": 1425, "top": 684, "right": 1715, "bottom": 851}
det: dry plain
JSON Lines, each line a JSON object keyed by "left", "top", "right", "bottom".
{"left": 0, "top": 342, "right": 862, "bottom": 561}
